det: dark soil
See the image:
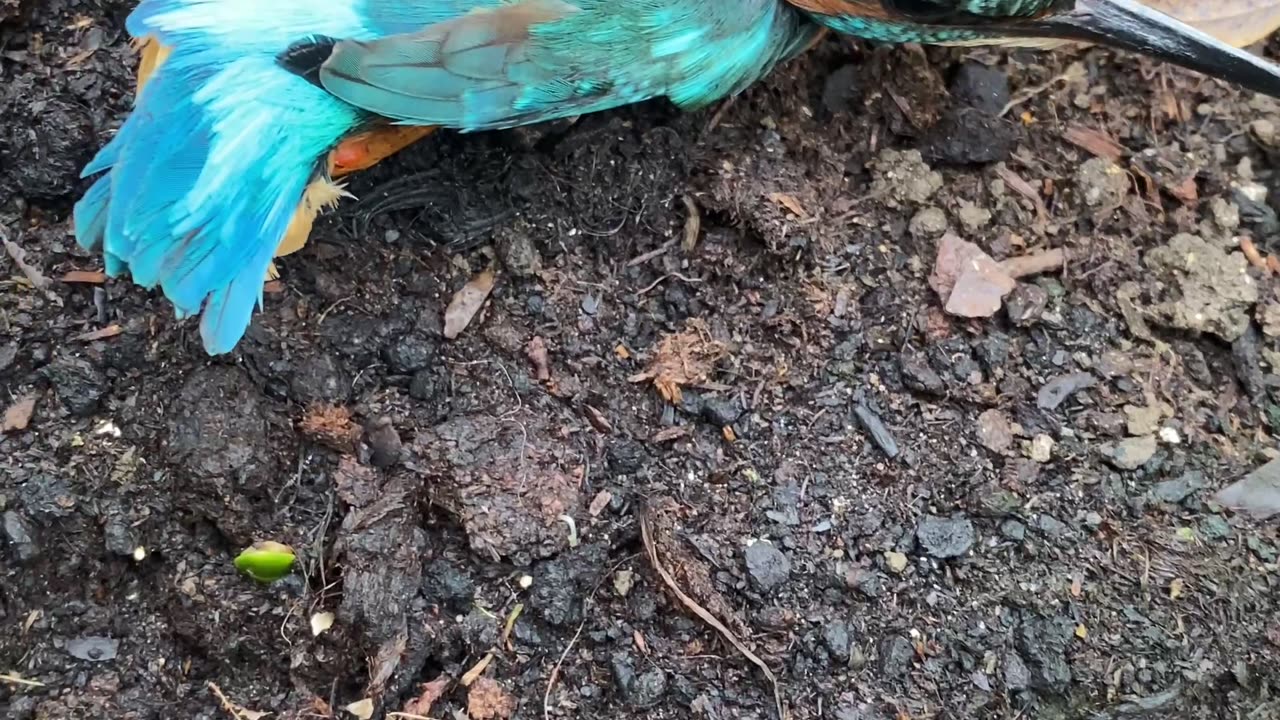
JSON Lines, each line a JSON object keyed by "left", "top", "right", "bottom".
{"left": 5, "top": 2, "right": 1280, "bottom": 720}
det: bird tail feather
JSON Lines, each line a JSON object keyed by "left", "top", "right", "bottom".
{"left": 74, "top": 1, "right": 362, "bottom": 354}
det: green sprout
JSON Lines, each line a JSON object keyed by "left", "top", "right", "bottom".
{"left": 234, "top": 541, "right": 296, "bottom": 583}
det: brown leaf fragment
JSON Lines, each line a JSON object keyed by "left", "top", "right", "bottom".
{"left": 3, "top": 395, "right": 37, "bottom": 433}
{"left": 467, "top": 677, "right": 516, "bottom": 720}
{"left": 768, "top": 192, "right": 809, "bottom": 219}
{"left": 401, "top": 676, "right": 450, "bottom": 718}
{"left": 628, "top": 319, "right": 726, "bottom": 404}
{"left": 298, "top": 404, "right": 362, "bottom": 454}
{"left": 443, "top": 269, "right": 496, "bottom": 339}
{"left": 1063, "top": 124, "right": 1126, "bottom": 162}
{"left": 525, "top": 336, "right": 550, "bottom": 381}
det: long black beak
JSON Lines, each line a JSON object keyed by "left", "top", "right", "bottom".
{"left": 1021, "top": 0, "right": 1280, "bottom": 98}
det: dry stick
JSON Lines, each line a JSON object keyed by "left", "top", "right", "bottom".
{"left": 1001, "top": 248, "right": 1066, "bottom": 280}
{"left": 640, "top": 512, "right": 785, "bottom": 720}
{"left": 3, "top": 233, "right": 61, "bottom": 306}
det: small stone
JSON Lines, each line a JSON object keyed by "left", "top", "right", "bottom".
{"left": 1251, "top": 118, "right": 1277, "bottom": 146}
{"left": 744, "top": 541, "right": 791, "bottom": 592}
{"left": 1004, "top": 651, "right": 1031, "bottom": 691}
{"left": 1123, "top": 404, "right": 1166, "bottom": 436}
{"left": 1084, "top": 512, "right": 1103, "bottom": 529}
{"left": 1210, "top": 197, "right": 1241, "bottom": 233}
{"left": 1006, "top": 284, "right": 1048, "bottom": 326}
{"left": 957, "top": 203, "right": 993, "bottom": 233}
{"left": 909, "top": 206, "right": 949, "bottom": 238}
{"left": 1149, "top": 471, "right": 1206, "bottom": 504}
{"left": 611, "top": 655, "right": 666, "bottom": 707}
{"left": 613, "top": 570, "right": 635, "bottom": 597}
{"left": 365, "top": 416, "right": 402, "bottom": 468}
{"left": 3, "top": 510, "right": 38, "bottom": 562}
{"left": 971, "top": 485, "right": 1021, "bottom": 518}
{"left": 915, "top": 515, "right": 975, "bottom": 559}
{"left": 1199, "top": 515, "right": 1232, "bottom": 540}
{"left": 42, "top": 355, "right": 107, "bottom": 417}
{"left": 382, "top": 334, "right": 437, "bottom": 374}
{"left": 1106, "top": 435, "right": 1158, "bottom": 470}
{"left": 823, "top": 623, "right": 852, "bottom": 662}
{"left": 1075, "top": 157, "right": 1129, "bottom": 208}
{"left": 1033, "top": 514, "right": 1068, "bottom": 537}
{"left": 1159, "top": 426, "right": 1182, "bottom": 445}
{"left": 880, "top": 635, "right": 915, "bottom": 678}
{"left": 701, "top": 396, "right": 743, "bottom": 426}
{"left": 884, "top": 551, "right": 909, "bottom": 575}
{"left": 1000, "top": 519, "right": 1026, "bottom": 541}
{"left": 976, "top": 409, "right": 1015, "bottom": 453}
{"left": 1037, "top": 372, "right": 1096, "bottom": 410}
{"left": 1027, "top": 434, "right": 1054, "bottom": 463}
{"left": 901, "top": 353, "right": 945, "bottom": 395}
{"left": 869, "top": 149, "right": 943, "bottom": 207}
{"left": 408, "top": 370, "right": 442, "bottom": 402}
{"left": 499, "top": 232, "right": 541, "bottom": 277}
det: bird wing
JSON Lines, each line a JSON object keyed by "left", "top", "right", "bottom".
{"left": 319, "top": 0, "right": 819, "bottom": 131}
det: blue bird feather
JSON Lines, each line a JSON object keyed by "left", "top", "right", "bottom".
{"left": 75, "top": 0, "right": 819, "bottom": 355}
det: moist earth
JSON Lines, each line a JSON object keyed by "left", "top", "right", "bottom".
{"left": 4, "top": 3, "right": 1280, "bottom": 720}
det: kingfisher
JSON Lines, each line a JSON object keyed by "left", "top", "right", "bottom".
{"left": 77, "top": 0, "right": 1280, "bottom": 355}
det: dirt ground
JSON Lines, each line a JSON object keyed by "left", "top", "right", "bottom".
{"left": 4, "top": 2, "right": 1280, "bottom": 719}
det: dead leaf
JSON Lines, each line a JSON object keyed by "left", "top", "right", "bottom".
{"left": 627, "top": 319, "right": 726, "bottom": 404}
{"left": 299, "top": 404, "right": 361, "bottom": 454}
{"left": 768, "top": 192, "right": 809, "bottom": 219}
{"left": 1169, "top": 578, "right": 1184, "bottom": 600}
{"left": 443, "top": 269, "right": 496, "bottom": 339}
{"left": 467, "top": 677, "right": 516, "bottom": 720}
{"left": 3, "top": 395, "right": 37, "bottom": 433}
{"left": 400, "top": 676, "right": 450, "bottom": 718}
{"left": 1147, "top": 0, "right": 1280, "bottom": 47}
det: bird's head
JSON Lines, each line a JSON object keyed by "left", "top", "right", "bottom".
{"left": 795, "top": 0, "right": 1280, "bottom": 98}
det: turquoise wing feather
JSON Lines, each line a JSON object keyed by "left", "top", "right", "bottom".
{"left": 320, "top": 0, "right": 820, "bottom": 131}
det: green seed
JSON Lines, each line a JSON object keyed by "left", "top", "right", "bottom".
{"left": 234, "top": 541, "right": 296, "bottom": 583}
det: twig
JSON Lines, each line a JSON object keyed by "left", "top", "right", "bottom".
{"left": 543, "top": 610, "right": 588, "bottom": 720}
{"left": 1, "top": 672, "right": 45, "bottom": 687}
{"left": 640, "top": 511, "right": 785, "bottom": 720}
{"left": 1001, "top": 248, "right": 1066, "bottom": 279}
{"left": 3, "top": 234, "right": 62, "bottom": 307}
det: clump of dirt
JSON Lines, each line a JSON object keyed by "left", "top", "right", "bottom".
{"left": 5, "top": 3, "right": 1280, "bottom": 720}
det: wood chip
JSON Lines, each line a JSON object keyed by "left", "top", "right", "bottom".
{"left": 396, "top": 676, "right": 450, "bottom": 720}
{"left": 1062, "top": 124, "right": 1126, "bottom": 162}
{"left": 73, "top": 324, "right": 123, "bottom": 343}
{"left": 3, "top": 395, "right": 37, "bottom": 433}
{"left": 443, "top": 269, "right": 496, "bottom": 340}
{"left": 526, "top": 336, "right": 550, "bottom": 381}
{"left": 61, "top": 270, "right": 106, "bottom": 284}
